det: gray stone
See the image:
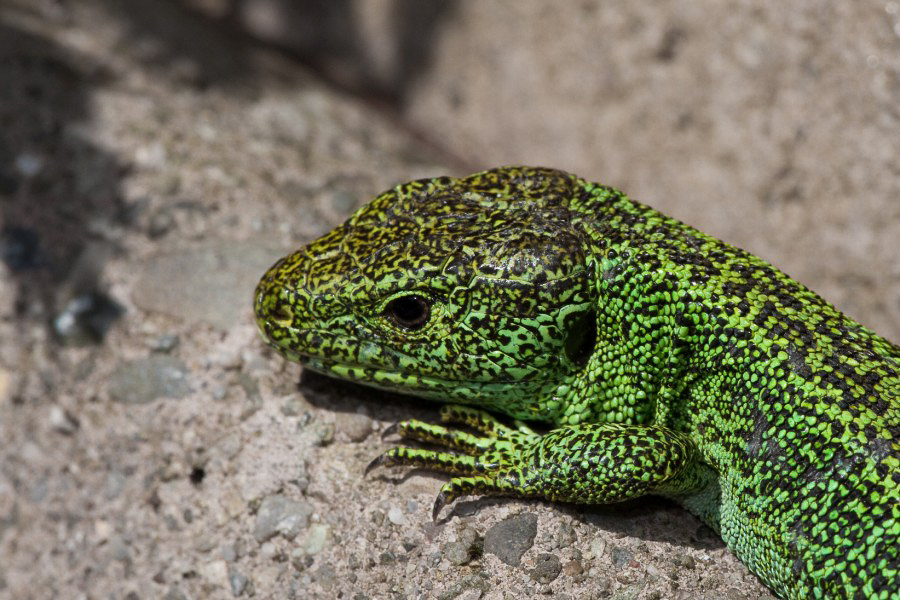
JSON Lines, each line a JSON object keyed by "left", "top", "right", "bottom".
{"left": 443, "top": 525, "right": 482, "bottom": 566}
{"left": 609, "top": 545, "right": 634, "bottom": 569}
{"left": 252, "top": 494, "right": 313, "bottom": 542}
{"left": 229, "top": 569, "right": 249, "bottom": 596}
{"left": 483, "top": 513, "right": 538, "bottom": 567}
{"left": 300, "top": 523, "right": 330, "bottom": 555}
{"left": 132, "top": 240, "right": 286, "bottom": 330}
{"left": 528, "top": 553, "right": 562, "bottom": 584}
{"left": 48, "top": 405, "right": 78, "bottom": 434}
{"left": 556, "top": 522, "right": 577, "bottom": 548}
{"left": 334, "top": 412, "right": 373, "bottom": 442}
{"left": 107, "top": 355, "right": 191, "bottom": 404}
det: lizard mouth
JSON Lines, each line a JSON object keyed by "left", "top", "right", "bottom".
{"left": 285, "top": 351, "right": 543, "bottom": 408}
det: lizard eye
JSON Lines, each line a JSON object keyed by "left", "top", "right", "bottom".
{"left": 386, "top": 295, "right": 430, "bottom": 330}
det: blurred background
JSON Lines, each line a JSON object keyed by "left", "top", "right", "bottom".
{"left": 1, "top": 1, "right": 898, "bottom": 598}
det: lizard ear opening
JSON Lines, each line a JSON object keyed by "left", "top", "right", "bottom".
{"left": 563, "top": 309, "right": 597, "bottom": 368}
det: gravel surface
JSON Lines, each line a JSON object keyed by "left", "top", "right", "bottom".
{"left": 5, "top": 1, "right": 893, "bottom": 599}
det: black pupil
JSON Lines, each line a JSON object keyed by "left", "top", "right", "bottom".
{"left": 387, "top": 295, "right": 429, "bottom": 329}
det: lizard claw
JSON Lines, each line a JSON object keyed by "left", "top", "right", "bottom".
{"left": 381, "top": 422, "right": 400, "bottom": 439}
{"left": 432, "top": 490, "right": 451, "bottom": 523}
{"left": 364, "top": 453, "right": 392, "bottom": 476}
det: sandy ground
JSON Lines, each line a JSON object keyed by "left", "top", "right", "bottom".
{"left": 2, "top": 2, "right": 896, "bottom": 599}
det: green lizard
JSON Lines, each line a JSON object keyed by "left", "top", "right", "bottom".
{"left": 254, "top": 166, "right": 899, "bottom": 599}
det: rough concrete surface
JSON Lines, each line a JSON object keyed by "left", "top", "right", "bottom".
{"left": 0, "top": 1, "right": 896, "bottom": 599}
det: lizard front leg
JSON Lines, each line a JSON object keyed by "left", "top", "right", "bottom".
{"left": 368, "top": 405, "right": 718, "bottom": 522}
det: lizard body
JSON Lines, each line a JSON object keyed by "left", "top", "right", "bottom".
{"left": 254, "top": 166, "right": 899, "bottom": 598}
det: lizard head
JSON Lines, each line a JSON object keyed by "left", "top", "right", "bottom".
{"left": 254, "top": 166, "right": 598, "bottom": 419}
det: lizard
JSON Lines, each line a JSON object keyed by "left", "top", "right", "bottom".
{"left": 253, "top": 166, "right": 899, "bottom": 599}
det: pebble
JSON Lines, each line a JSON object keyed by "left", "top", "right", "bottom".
{"left": 671, "top": 553, "right": 696, "bottom": 569}
{"left": 53, "top": 292, "right": 123, "bottom": 345}
{"left": 589, "top": 536, "right": 607, "bottom": 560}
{"left": 0, "top": 227, "right": 42, "bottom": 271}
{"left": 312, "top": 422, "right": 334, "bottom": 446}
{"left": 435, "top": 573, "right": 490, "bottom": 600}
{"left": 107, "top": 355, "right": 191, "bottom": 404}
{"left": 14, "top": 152, "right": 44, "bottom": 177}
{"left": 443, "top": 525, "right": 481, "bottom": 566}
{"left": 132, "top": 240, "right": 286, "bottom": 330}
{"left": 107, "top": 534, "right": 131, "bottom": 562}
{"left": 609, "top": 545, "right": 634, "bottom": 569}
{"left": 556, "top": 522, "right": 577, "bottom": 548}
{"left": 334, "top": 412, "right": 373, "bottom": 442}
{"left": 200, "top": 559, "right": 229, "bottom": 586}
{"left": 300, "top": 523, "right": 330, "bottom": 555}
{"left": 151, "top": 333, "right": 180, "bottom": 353}
{"left": 528, "top": 553, "right": 562, "bottom": 584}
{"left": 562, "top": 558, "right": 584, "bottom": 578}
{"left": 212, "top": 431, "right": 243, "bottom": 462}
{"left": 104, "top": 470, "right": 127, "bottom": 500}
{"left": 387, "top": 506, "right": 407, "bottom": 526}
{"left": 443, "top": 541, "right": 473, "bottom": 567}
{"left": 164, "top": 586, "right": 188, "bottom": 600}
{"left": 252, "top": 494, "right": 313, "bottom": 542}
{"left": 221, "top": 543, "right": 238, "bottom": 562}
{"left": 229, "top": 569, "right": 249, "bottom": 596}
{"left": 610, "top": 581, "right": 647, "bottom": 600}
{"left": 483, "top": 512, "right": 538, "bottom": 567}
{"left": 48, "top": 405, "right": 79, "bottom": 434}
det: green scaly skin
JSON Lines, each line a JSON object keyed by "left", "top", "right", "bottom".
{"left": 254, "top": 167, "right": 899, "bottom": 599}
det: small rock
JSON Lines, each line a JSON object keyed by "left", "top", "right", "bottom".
{"left": 528, "top": 553, "right": 562, "bottom": 584}
{"left": 387, "top": 506, "right": 407, "bottom": 526}
{"left": 0, "top": 227, "right": 42, "bottom": 271}
{"left": 212, "top": 432, "right": 243, "bottom": 461}
{"left": 107, "top": 355, "right": 191, "bottom": 404}
{"left": 314, "top": 563, "right": 338, "bottom": 590}
{"left": 443, "top": 525, "right": 482, "bottom": 566}
{"left": 609, "top": 545, "right": 634, "bottom": 569}
{"left": 610, "top": 581, "right": 647, "bottom": 600}
{"left": 48, "top": 405, "right": 79, "bottom": 434}
{"left": 252, "top": 494, "right": 313, "bottom": 542}
{"left": 14, "top": 152, "right": 44, "bottom": 177}
{"left": 146, "top": 207, "right": 176, "bottom": 239}
{"left": 28, "top": 478, "right": 48, "bottom": 503}
{"left": 259, "top": 541, "right": 278, "bottom": 558}
{"left": 151, "top": 333, "right": 180, "bottom": 353}
{"left": 280, "top": 396, "right": 311, "bottom": 416}
{"left": 53, "top": 292, "right": 124, "bottom": 345}
{"left": 134, "top": 142, "right": 168, "bottom": 170}
{"left": 334, "top": 412, "right": 373, "bottom": 442}
{"left": 164, "top": 586, "right": 188, "bottom": 600}
{"left": 200, "top": 559, "right": 229, "bottom": 585}
{"left": 589, "top": 536, "right": 606, "bottom": 560}
{"left": 221, "top": 543, "right": 238, "bottom": 562}
{"left": 483, "top": 513, "right": 538, "bottom": 567}
{"left": 436, "top": 573, "right": 490, "bottom": 600}
{"left": 229, "top": 569, "right": 249, "bottom": 596}
{"left": 671, "top": 553, "right": 696, "bottom": 569}
{"left": 104, "top": 470, "right": 127, "bottom": 500}
{"left": 563, "top": 558, "right": 584, "bottom": 577}
{"left": 94, "top": 519, "right": 113, "bottom": 542}
{"left": 556, "top": 523, "right": 577, "bottom": 548}
{"left": 133, "top": 241, "right": 286, "bottom": 329}
{"left": 107, "top": 534, "right": 131, "bottom": 562}
{"left": 330, "top": 190, "right": 357, "bottom": 213}
{"left": 300, "top": 523, "right": 330, "bottom": 555}
{"left": 312, "top": 422, "right": 334, "bottom": 446}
